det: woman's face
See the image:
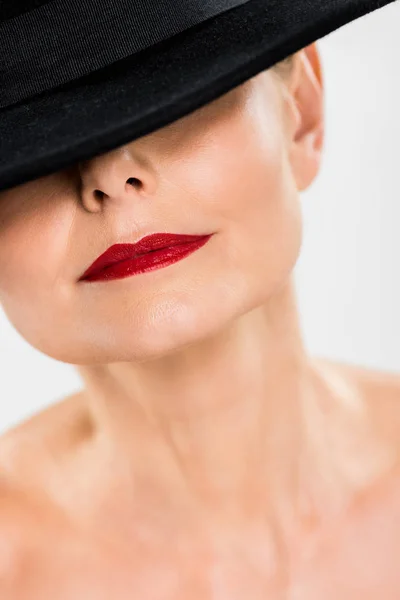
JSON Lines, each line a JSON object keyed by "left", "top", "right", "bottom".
{"left": 0, "top": 47, "right": 323, "bottom": 363}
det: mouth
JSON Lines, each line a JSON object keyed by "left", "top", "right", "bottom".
{"left": 78, "top": 233, "right": 213, "bottom": 282}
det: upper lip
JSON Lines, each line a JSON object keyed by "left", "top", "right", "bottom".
{"left": 78, "top": 233, "right": 209, "bottom": 281}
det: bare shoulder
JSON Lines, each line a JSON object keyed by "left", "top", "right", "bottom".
{"left": 314, "top": 356, "right": 400, "bottom": 397}
{"left": 0, "top": 481, "right": 34, "bottom": 595}
{"left": 0, "top": 391, "right": 90, "bottom": 489}
{"left": 0, "top": 469, "right": 74, "bottom": 598}
{"left": 313, "top": 356, "right": 400, "bottom": 435}
{"left": 0, "top": 392, "right": 91, "bottom": 594}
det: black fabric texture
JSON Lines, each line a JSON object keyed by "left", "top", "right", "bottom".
{"left": 0, "top": 0, "right": 398, "bottom": 192}
{"left": 0, "top": 0, "right": 251, "bottom": 109}
{"left": 0, "top": 0, "right": 55, "bottom": 21}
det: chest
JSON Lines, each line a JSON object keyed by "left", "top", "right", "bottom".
{"left": 10, "top": 512, "right": 400, "bottom": 600}
{"left": 290, "top": 510, "right": 400, "bottom": 599}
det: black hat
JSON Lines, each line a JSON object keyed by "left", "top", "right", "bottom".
{"left": 0, "top": 0, "right": 397, "bottom": 192}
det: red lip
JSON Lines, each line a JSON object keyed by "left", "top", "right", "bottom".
{"left": 79, "top": 233, "right": 213, "bottom": 282}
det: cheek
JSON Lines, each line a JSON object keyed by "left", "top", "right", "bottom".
{"left": 0, "top": 206, "right": 76, "bottom": 333}
{"left": 202, "top": 119, "right": 303, "bottom": 297}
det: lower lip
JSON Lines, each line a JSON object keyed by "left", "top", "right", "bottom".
{"left": 81, "top": 235, "right": 213, "bottom": 282}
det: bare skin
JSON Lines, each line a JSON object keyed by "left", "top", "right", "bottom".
{"left": 0, "top": 44, "right": 400, "bottom": 598}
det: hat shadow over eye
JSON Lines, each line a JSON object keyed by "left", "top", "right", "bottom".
{"left": 0, "top": 0, "right": 397, "bottom": 194}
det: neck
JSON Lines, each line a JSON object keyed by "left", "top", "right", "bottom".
{"left": 76, "top": 279, "right": 395, "bottom": 533}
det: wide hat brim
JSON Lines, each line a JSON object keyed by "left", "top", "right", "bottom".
{"left": 0, "top": 0, "right": 397, "bottom": 193}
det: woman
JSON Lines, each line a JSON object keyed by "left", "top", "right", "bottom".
{"left": 0, "top": 0, "right": 400, "bottom": 597}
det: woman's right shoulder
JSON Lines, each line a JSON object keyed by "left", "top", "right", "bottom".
{"left": 0, "top": 478, "right": 31, "bottom": 595}
{"left": 0, "top": 391, "right": 88, "bottom": 485}
{"left": 0, "top": 475, "right": 65, "bottom": 598}
{"left": 0, "top": 392, "right": 89, "bottom": 596}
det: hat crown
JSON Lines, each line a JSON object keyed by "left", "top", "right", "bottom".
{"left": 0, "top": 0, "right": 54, "bottom": 21}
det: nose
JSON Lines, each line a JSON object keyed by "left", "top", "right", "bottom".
{"left": 78, "top": 146, "right": 158, "bottom": 213}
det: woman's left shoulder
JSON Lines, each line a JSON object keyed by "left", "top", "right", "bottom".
{"left": 314, "top": 356, "right": 400, "bottom": 399}
{"left": 314, "top": 357, "right": 400, "bottom": 436}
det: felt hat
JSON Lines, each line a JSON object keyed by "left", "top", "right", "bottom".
{"left": 0, "top": 0, "right": 397, "bottom": 192}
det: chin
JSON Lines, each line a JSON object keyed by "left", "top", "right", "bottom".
{"left": 117, "top": 303, "right": 239, "bottom": 362}
{"left": 61, "top": 289, "right": 243, "bottom": 365}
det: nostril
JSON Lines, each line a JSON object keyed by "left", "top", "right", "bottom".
{"left": 94, "top": 189, "right": 104, "bottom": 201}
{"left": 127, "top": 177, "right": 141, "bottom": 188}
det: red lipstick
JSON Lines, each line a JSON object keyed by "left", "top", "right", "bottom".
{"left": 79, "top": 233, "right": 213, "bottom": 282}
